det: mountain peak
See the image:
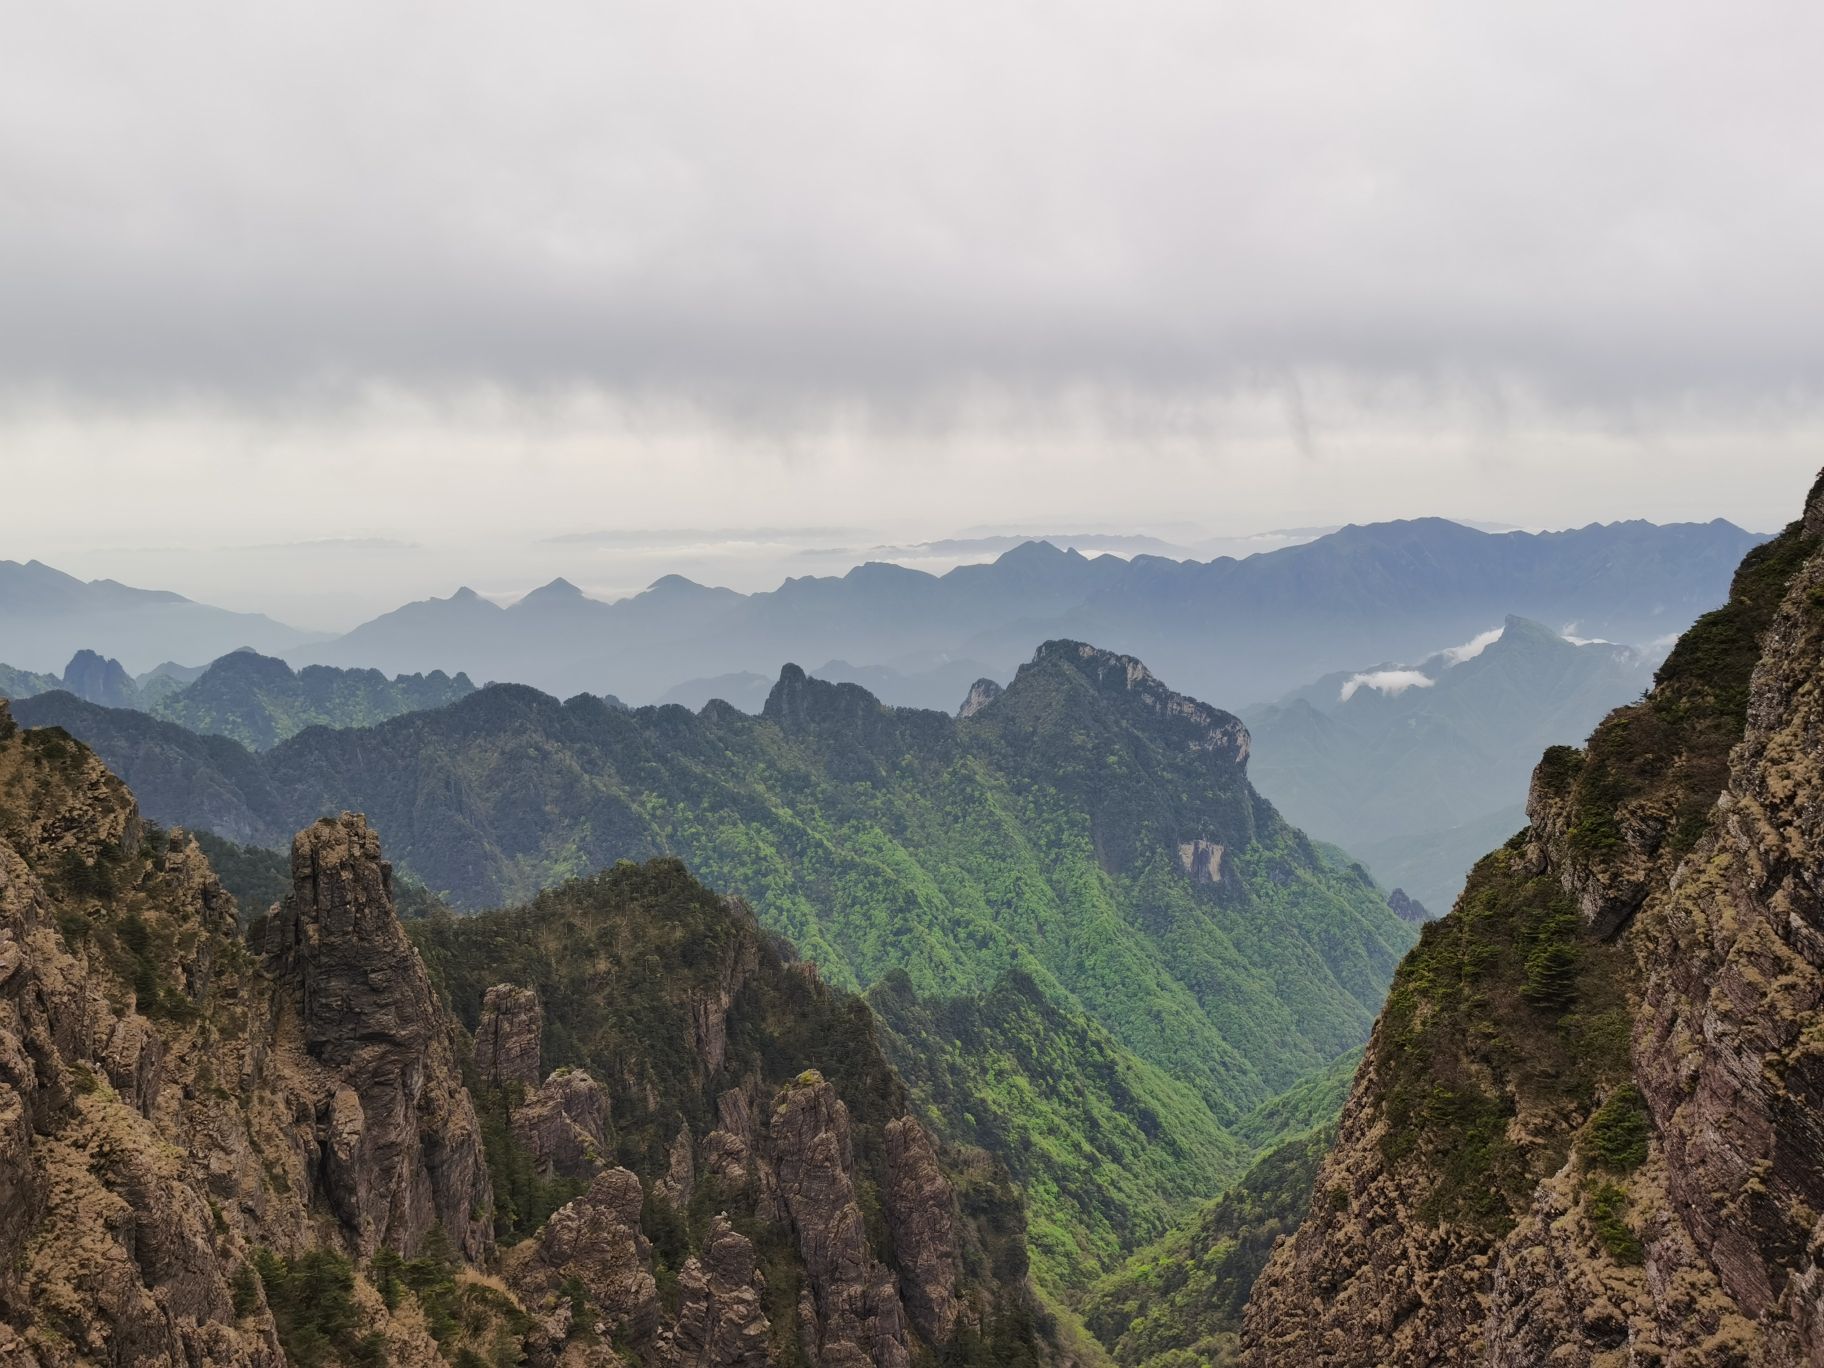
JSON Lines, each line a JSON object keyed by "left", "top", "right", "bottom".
{"left": 515, "top": 576, "right": 586, "bottom": 607}
{"left": 997, "top": 539, "right": 1070, "bottom": 563}
{"left": 762, "top": 661, "right": 892, "bottom": 730}
{"left": 1014, "top": 640, "right": 1251, "bottom": 769}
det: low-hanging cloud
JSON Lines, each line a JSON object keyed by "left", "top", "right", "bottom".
{"left": 1440, "top": 627, "right": 1505, "bottom": 665}
{"left": 1339, "top": 669, "right": 1437, "bottom": 703}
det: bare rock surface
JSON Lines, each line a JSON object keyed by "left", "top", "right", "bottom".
{"left": 1242, "top": 473, "right": 1824, "bottom": 1365}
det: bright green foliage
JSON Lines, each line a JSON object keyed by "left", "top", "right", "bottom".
{"left": 153, "top": 649, "right": 474, "bottom": 750}
{"left": 26, "top": 641, "right": 1417, "bottom": 1292}
{"left": 1230, "top": 1048, "right": 1360, "bottom": 1150}
{"left": 68, "top": 643, "right": 1411, "bottom": 1129}
{"left": 1080, "top": 1127, "right": 1335, "bottom": 1367}
{"left": 868, "top": 968, "right": 1247, "bottom": 1290}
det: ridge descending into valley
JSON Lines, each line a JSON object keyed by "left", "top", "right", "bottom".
{"left": 0, "top": 703, "right": 1054, "bottom": 1365}
{"left": 16, "top": 640, "right": 1416, "bottom": 1289}
{"left": 1227, "top": 469, "right": 1824, "bottom": 1364}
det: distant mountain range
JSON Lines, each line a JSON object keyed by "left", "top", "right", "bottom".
{"left": 16, "top": 639, "right": 1415, "bottom": 1287}
{"left": 1, "top": 647, "right": 474, "bottom": 749}
{"left": 1245, "top": 615, "right": 1654, "bottom": 914}
{"left": 5, "top": 518, "right": 1763, "bottom": 712}
{"left": 287, "top": 517, "right": 1761, "bottom": 709}
{"left": 0, "top": 558, "right": 317, "bottom": 672}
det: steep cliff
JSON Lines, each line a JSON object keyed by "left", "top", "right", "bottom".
{"left": 1241, "top": 471, "right": 1824, "bottom": 1365}
{"left": 0, "top": 707, "right": 1059, "bottom": 1365}
{"left": 412, "top": 859, "right": 1054, "bottom": 1366}
{"left": 0, "top": 710, "right": 495, "bottom": 1364}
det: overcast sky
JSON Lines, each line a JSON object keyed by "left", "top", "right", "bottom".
{"left": 1, "top": 1, "right": 1819, "bottom": 626}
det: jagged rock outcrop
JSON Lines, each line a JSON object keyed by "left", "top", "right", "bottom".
{"left": 771, "top": 1072, "right": 913, "bottom": 1368}
{"left": 1242, "top": 471, "right": 1824, "bottom": 1366}
{"left": 1023, "top": 640, "right": 1251, "bottom": 767}
{"left": 477, "top": 981, "right": 544, "bottom": 1090}
{"left": 883, "top": 1115, "right": 963, "bottom": 1343}
{"left": 957, "top": 677, "right": 1003, "bottom": 718}
{"left": 258, "top": 812, "right": 494, "bottom": 1263}
{"left": 0, "top": 711, "right": 499, "bottom": 1362}
{"left": 512, "top": 1167, "right": 662, "bottom": 1347}
{"left": 516, "top": 1067, "right": 611, "bottom": 1181}
{"left": 476, "top": 980, "right": 611, "bottom": 1181}
{"left": 658, "top": 1215, "right": 773, "bottom": 1368}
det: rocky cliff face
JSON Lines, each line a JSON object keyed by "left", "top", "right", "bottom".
{"left": 1242, "top": 472, "right": 1824, "bottom": 1366}
{"left": 0, "top": 706, "right": 1059, "bottom": 1366}
{"left": 257, "top": 812, "right": 495, "bottom": 1264}
{"left": 414, "top": 860, "right": 1055, "bottom": 1366}
{"left": 0, "top": 707, "right": 499, "bottom": 1364}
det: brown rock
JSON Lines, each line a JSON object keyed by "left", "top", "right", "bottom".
{"left": 477, "top": 982, "right": 544, "bottom": 1091}
{"left": 770, "top": 1072, "right": 912, "bottom": 1368}
{"left": 883, "top": 1115, "right": 961, "bottom": 1344}
{"left": 658, "top": 1214, "right": 772, "bottom": 1368}
{"left": 514, "top": 1167, "right": 661, "bottom": 1347}
{"left": 261, "top": 813, "right": 495, "bottom": 1262}
{"left": 514, "top": 1067, "right": 611, "bottom": 1181}
{"left": 1242, "top": 475, "right": 1824, "bottom": 1365}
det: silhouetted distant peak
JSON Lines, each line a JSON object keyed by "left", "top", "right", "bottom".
{"left": 61, "top": 650, "right": 138, "bottom": 708}
{"left": 1387, "top": 888, "right": 1432, "bottom": 923}
{"left": 997, "top": 539, "right": 1072, "bottom": 563}
{"left": 644, "top": 573, "right": 711, "bottom": 595}
{"left": 514, "top": 577, "right": 586, "bottom": 608}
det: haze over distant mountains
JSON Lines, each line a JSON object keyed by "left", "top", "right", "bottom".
{"left": 291, "top": 516, "right": 1760, "bottom": 709}
{"left": 1245, "top": 615, "right": 1656, "bottom": 915}
{"left": 5, "top": 519, "right": 1761, "bottom": 712}
{"left": 0, "top": 558, "right": 317, "bottom": 673}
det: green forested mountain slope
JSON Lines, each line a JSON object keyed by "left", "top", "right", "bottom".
{"left": 867, "top": 968, "right": 1249, "bottom": 1290}
{"left": 1082, "top": 1127, "right": 1336, "bottom": 1368}
{"left": 17, "top": 640, "right": 1414, "bottom": 1287}
{"left": 20, "top": 640, "right": 1412, "bottom": 1116}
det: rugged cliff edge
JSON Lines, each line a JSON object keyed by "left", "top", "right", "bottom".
{"left": 0, "top": 705, "right": 1057, "bottom": 1364}
{"left": 1241, "top": 471, "right": 1824, "bottom": 1366}
{"left": 0, "top": 711, "right": 487, "bottom": 1363}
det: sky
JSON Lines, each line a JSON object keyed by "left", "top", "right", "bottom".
{"left": 1, "top": 1, "right": 1819, "bottom": 628}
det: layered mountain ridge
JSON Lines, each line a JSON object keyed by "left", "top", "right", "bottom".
{"left": 288, "top": 518, "right": 1760, "bottom": 709}
{"left": 1234, "top": 470, "right": 1824, "bottom": 1363}
{"left": 16, "top": 639, "right": 1416, "bottom": 1289}
{"left": 0, "top": 648, "right": 476, "bottom": 750}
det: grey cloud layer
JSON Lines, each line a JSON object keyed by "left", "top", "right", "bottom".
{"left": 4, "top": 1, "right": 1822, "bottom": 401}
